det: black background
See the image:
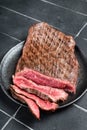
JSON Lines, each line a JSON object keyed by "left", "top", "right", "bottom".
{"left": 0, "top": 0, "right": 87, "bottom": 130}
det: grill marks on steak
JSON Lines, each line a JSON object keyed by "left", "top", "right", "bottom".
{"left": 10, "top": 22, "right": 79, "bottom": 119}
{"left": 13, "top": 75, "right": 68, "bottom": 102}
{"left": 16, "top": 22, "right": 79, "bottom": 90}
{"left": 16, "top": 68, "right": 76, "bottom": 93}
{"left": 10, "top": 85, "right": 58, "bottom": 111}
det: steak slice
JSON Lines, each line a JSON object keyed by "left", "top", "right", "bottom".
{"left": 16, "top": 22, "right": 79, "bottom": 93}
{"left": 16, "top": 68, "right": 76, "bottom": 93}
{"left": 10, "top": 87, "right": 40, "bottom": 119}
{"left": 10, "top": 85, "right": 58, "bottom": 111}
{"left": 13, "top": 75, "right": 68, "bottom": 102}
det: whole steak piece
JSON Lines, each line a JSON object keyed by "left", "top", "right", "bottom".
{"left": 16, "top": 22, "right": 79, "bottom": 93}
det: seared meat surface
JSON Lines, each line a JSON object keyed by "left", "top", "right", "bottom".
{"left": 10, "top": 22, "right": 79, "bottom": 119}
{"left": 16, "top": 22, "right": 79, "bottom": 90}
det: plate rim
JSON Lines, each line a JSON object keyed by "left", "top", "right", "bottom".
{"left": 0, "top": 41, "right": 25, "bottom": 106}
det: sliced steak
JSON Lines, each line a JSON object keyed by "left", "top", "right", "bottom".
{"left": 10, "top": 85, "right": 58, "bottom": 111}
{"left": 10, "top": 87, "right": 40, "bottom": 119}
{"left": 16, "top": 22, "right": 79, "bottom": 93}
{"left": 16, "top": 68, "right": 76, "bottom": 93}
{"left": 13, "top": 76, "right": 68, "bottom": 102}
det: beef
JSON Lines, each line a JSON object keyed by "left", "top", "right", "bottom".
{"left": 10, "top": 22, "right": 79, "bottom": 119}
{"left": 10, "top": 87, "right": 40, "bottom": 119}
{"left": 10, "top": 85, "right": 58, "bottom": 111}
{"left": 13, "top": 75, "right": 68, "bottom": 102}
{"left": 16, "top": 68, "right": 76, "bottom": 93}
{"left": 16, "top": 22, "right": 79, "bottom": 93}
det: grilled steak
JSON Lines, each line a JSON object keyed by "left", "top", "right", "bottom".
{"left": 10, "top": 22, "right": 79, "bottom": 119}
{"left": 10, "top": 85, "right": 58, "bottom": 111}
{"left": 16, "top": 22, "right": 79, "bottom": 93}
{"left": 13, "top": 75, "right": 68, "bottom": 102}
{"left": 10, "top": 87, "right": 40, "bottom": 119}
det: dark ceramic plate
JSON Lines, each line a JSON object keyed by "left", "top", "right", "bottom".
{"left": 0, "top": 41, "right": 87, "bottom": 108}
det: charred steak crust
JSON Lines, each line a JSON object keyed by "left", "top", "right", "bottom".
{"left": 16, "top": 22, "right": 79, "bottom": 89}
